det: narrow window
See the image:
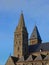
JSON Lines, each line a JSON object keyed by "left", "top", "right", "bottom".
{"left": 19, "top": 41, "right": 21, "bottom": 45}
{"left": 18, "top": 47, "right": 19, "bottom": 51}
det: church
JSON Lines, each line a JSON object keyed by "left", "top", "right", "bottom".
{"left": 5, "top": 13, "right": 49, "bottom": 65}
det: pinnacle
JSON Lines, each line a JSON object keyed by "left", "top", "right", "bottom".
{"left": 18, "top": 13, "right": 25, "bottom": 28}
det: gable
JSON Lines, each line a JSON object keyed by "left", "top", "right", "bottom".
{"left": 34, "top": 55, "right": 42, "bottom": 60}
{"left": 5, "top": 57, "right": 15, "bottom": 65}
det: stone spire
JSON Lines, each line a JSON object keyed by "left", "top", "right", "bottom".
{"left": 14, "top": 13, "right": 28, "bottom": 58}
{"left": 30, "top": 25, "right": 41, "bottom": 40}
{"left": 30, "top": 25, "right": 42, "bottom": 45}
{"left": 18, "top": 13, "right": 25, "bottom": 28}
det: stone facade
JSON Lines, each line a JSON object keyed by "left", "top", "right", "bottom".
{"left": 14, "top": 13, "right": 28, "bottom": 58}
{"left": 5, "top": 13, "right": 49, "bottom": 65}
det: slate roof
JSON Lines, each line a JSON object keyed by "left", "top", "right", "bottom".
{"left": 30, "top": 25, "right": 42, "bottom": 41}
{"left": 28, "top": 42, "right": 49, "bottom": 53}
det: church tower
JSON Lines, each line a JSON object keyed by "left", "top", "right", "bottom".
{"left": 14, "top": 13, "right": 28, "bottom": 58}
{"left": 30, "top": 25, "right": 42, "bottom": 45}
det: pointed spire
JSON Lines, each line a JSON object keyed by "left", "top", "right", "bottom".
{"left": 30, "top": 25, "right": 42, "bottom": 41}
{"left": 18, "top": 13, "right": 25, "bottom": 28}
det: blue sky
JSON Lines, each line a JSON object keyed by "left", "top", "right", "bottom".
{"left": 0, "top": 0, "right": 49, "bottom": 65}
